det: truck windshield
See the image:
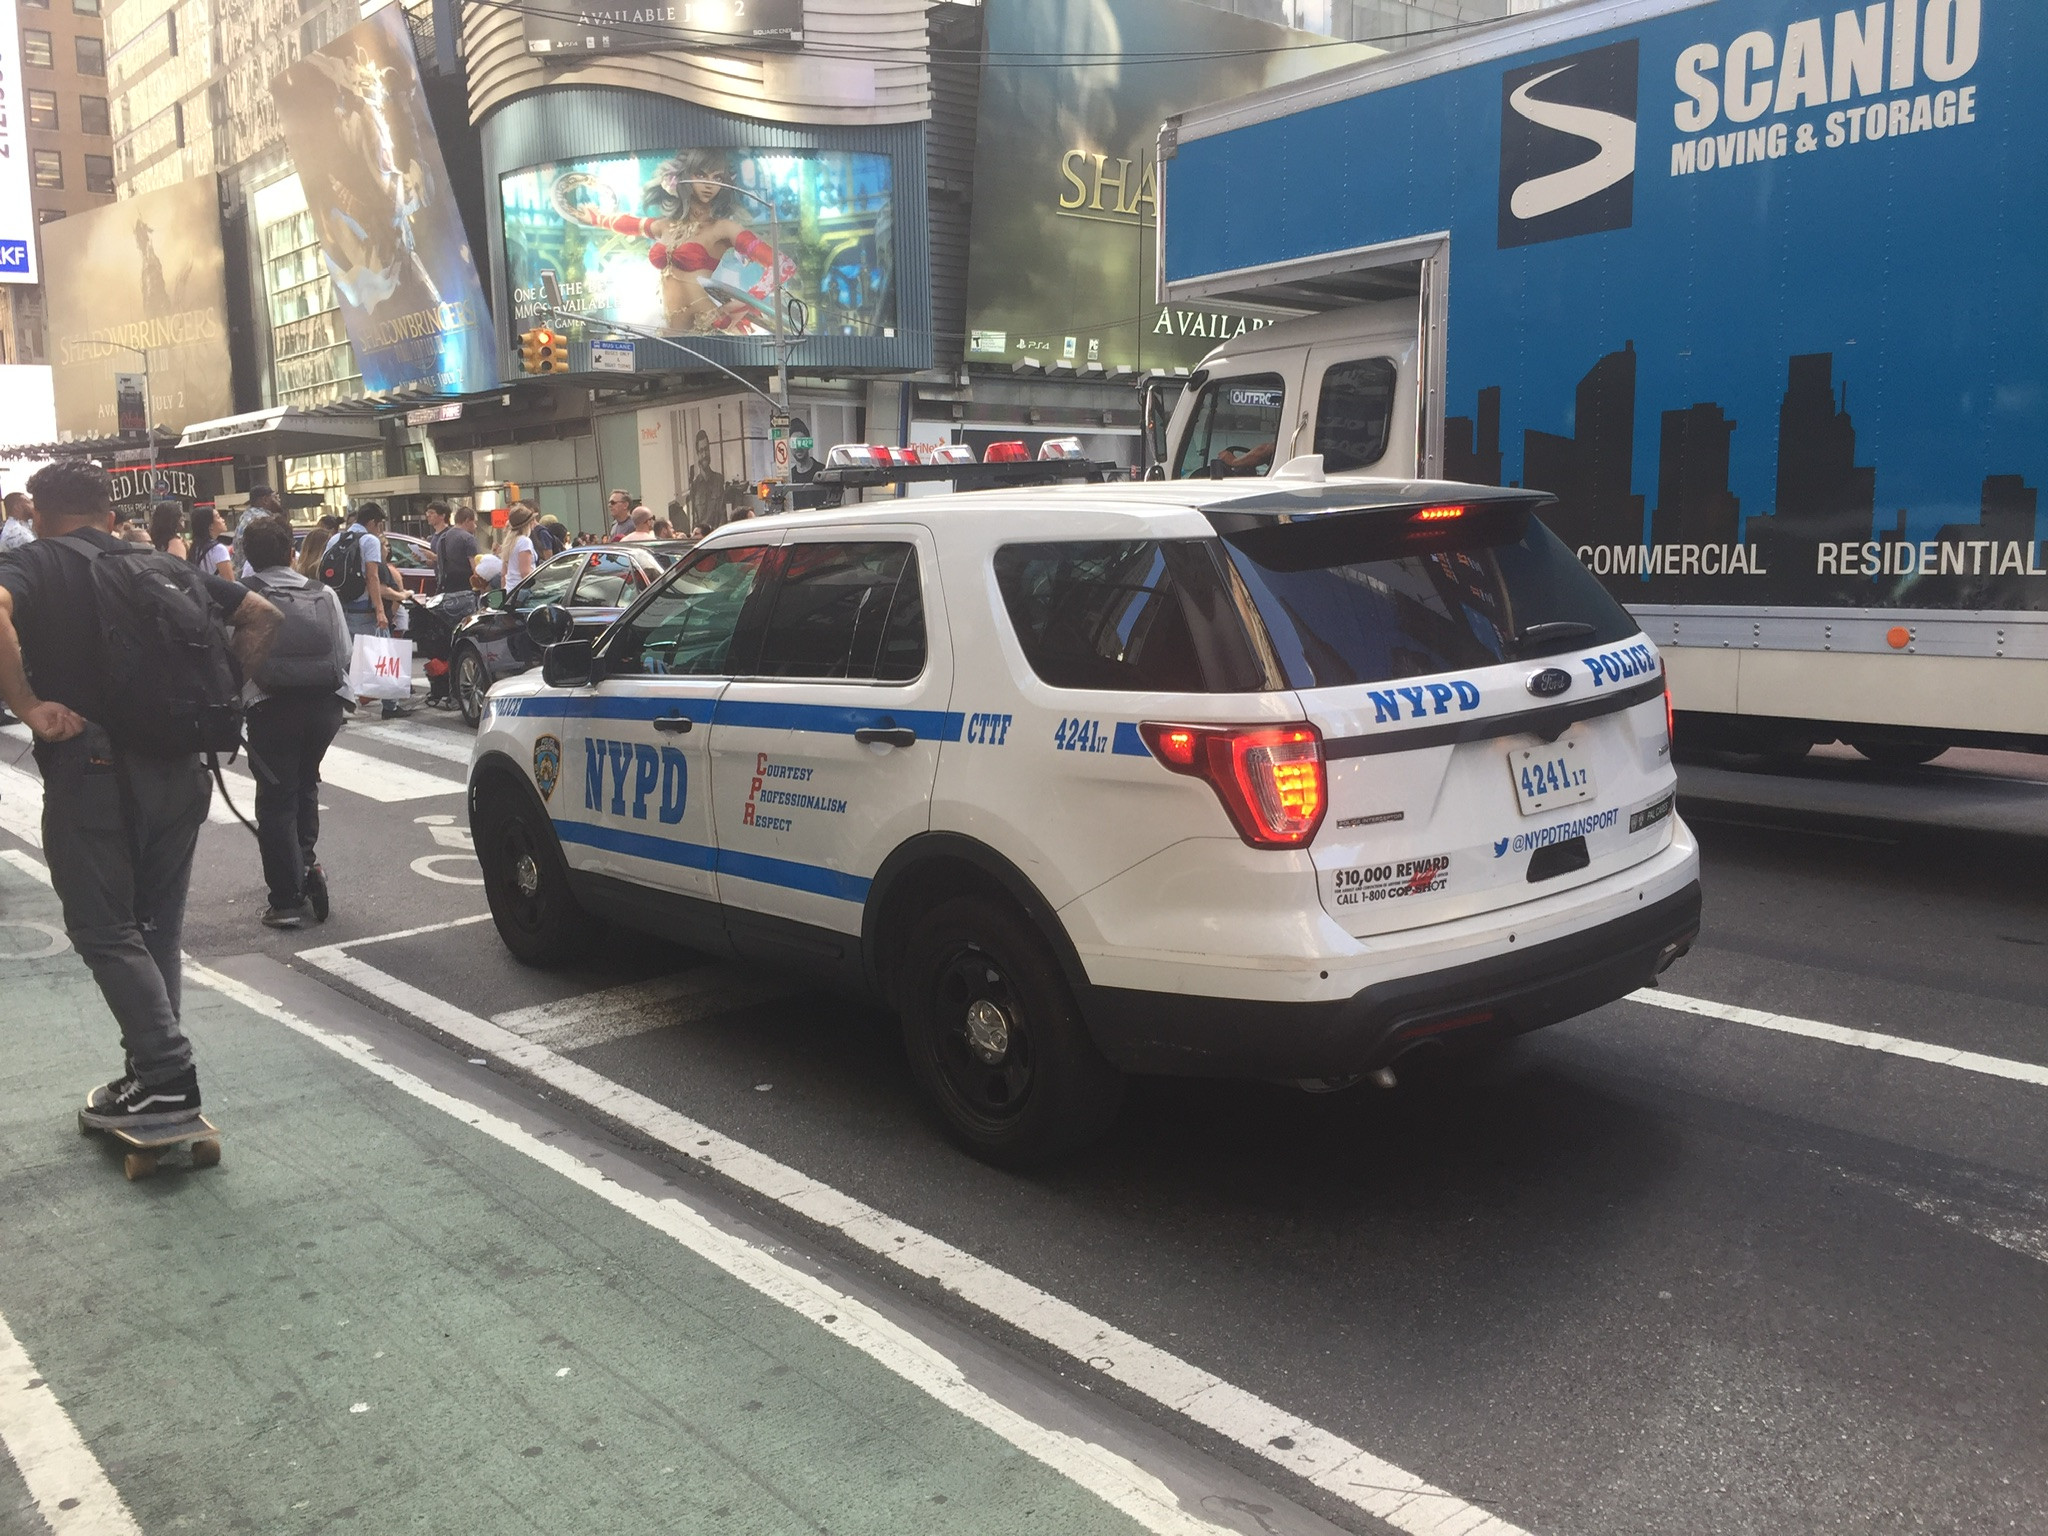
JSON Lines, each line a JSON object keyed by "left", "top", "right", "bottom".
{"left": 1217, "top": 508, "right": 1640, "bottom": 690}
{"left": 1173, "top": 374, "right": 1285, "bottom": 479}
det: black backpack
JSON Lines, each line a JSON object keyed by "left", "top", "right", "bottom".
{"left": 317, "top": 527, "right": 368, "bottom": 603}
{"left": 57, "top": 536, "right": 243, "bottom": 757}
{"left": 243, "top": 574, "right": 346, "bottom": 693}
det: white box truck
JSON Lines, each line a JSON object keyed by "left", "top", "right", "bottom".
{"left": 1151, "top": 0, "right": 2044, "bottom": 762}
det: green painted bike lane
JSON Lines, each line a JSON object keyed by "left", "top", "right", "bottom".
{"left": 0, "top": 862, "right": 1178, "bottom": 1536}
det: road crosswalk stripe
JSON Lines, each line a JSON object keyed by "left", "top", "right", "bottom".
{"left": 0, "top": 761, "right": 44, "bottom": 846}
{"left": 301, "top": 743, "right": 461, "bottom": 802}
{"left": 491, "top": 969, "right": 804, "bottom": 1052}
{"left": 345, "top": 720, "right": 475, "bottom": 766}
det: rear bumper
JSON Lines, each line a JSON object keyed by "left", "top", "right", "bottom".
{"left": 1079, "top": 881, "right": 1702, "bottom": 1078}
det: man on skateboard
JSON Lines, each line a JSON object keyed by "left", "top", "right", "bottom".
{"left": 0, "top": 460, "right": 281, "bottom": 1130}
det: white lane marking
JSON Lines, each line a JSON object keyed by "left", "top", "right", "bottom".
{"left": 185, "top": 961, "right": 1240, "bottom": 1536}
{"left": 308, "top": 745, "right": 462, "bottom": 803}
{"left": 0, "top": 848, "right": 52, "bottom": 885}
{"left": 411, "top": 855, "right": 484, "bottom": 886}
{"left": 299, "top": 939, "right": 1526, "bottom": 1536}
{"left": 1631, "top": 988, "right": 2048, "bottom": 1089}
{"left": 0, "top": 1305, "right": 145, "bottom": 1535}
{"left": 0, "top": 760, "right": 44, "bottom": 847}
{"left": 333, "top": 912, "right": 493, "bottom": 947}
{"left": 491, "top": 969, "right": 804, "bottom": 1053}
{"left": 345, "top": 721, "right": 475, "bottom": 766}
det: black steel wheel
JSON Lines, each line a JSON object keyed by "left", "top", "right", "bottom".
{"left": 472, "top": 779, "right": 597, "bottom": 966}
{"left": 900, "top": 896, "right": 1122, "bottom": 1167}
{"left": 455, "top": 647, "right": 490, "bottom": 728}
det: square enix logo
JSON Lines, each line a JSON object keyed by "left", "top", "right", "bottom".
{"left": 0, "top": 240, "right": 29, "bottom": 272}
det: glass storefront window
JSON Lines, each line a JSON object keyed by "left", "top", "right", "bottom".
{"left": 252, "top": 175, "right": 364, "bottom": 409}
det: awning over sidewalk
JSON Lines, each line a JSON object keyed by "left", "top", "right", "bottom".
{"left": 175, "top": 407, "right": 385, "bottom": 458}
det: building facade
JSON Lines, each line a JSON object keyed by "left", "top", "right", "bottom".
{"left": 3, "top": 0, "right": 116, "bottom": 364}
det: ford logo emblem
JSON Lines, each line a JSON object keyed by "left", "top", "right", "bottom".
{"left": 1527, "top": 667, "right": 1573, "bottom": 699}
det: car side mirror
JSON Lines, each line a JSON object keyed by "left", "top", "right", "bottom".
{"left": 541, "top": 638, "right": 594, "bottom": 688}
{"left": 526, "top": 603, "right": 575, "bottom": 646}
{"left": 480, "top": 587, "right": 507, "bottom": 611}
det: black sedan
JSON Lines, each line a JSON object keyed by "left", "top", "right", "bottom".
{"left": 450, "top": 543, "right": 691, "bottom": 725}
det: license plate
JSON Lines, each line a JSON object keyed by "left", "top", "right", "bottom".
{"left": 1509, "top": 738, "right": 1596, "bottom": 816}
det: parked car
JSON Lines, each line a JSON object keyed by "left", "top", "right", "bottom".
{"left": 287, "top": 525, "right": 438, "bottom": 596}
{"left": 450, "top": 542, "right": 691, "bottom": 725}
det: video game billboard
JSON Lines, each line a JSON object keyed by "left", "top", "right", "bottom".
{"left": 501, "top": 148, "right": 896, "bottom": 347}
{"left": 272, "top": 7, "right": 497, "bottom": 395}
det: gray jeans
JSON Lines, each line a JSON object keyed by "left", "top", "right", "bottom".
{"left": 39, "top": 730, "right": 209, "bottom": 1086}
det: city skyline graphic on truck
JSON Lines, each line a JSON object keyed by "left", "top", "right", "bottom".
{"left": 1162, "top": 0, "right": 2041, "bottom": 612}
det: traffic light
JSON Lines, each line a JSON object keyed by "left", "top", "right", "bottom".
{"left": 518, "top": 327, "right": 568, "bottom": 374}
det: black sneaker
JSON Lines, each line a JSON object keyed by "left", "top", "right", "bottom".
{"left": 82, "top": 1068, "right": 201, "bottom": 1130}
{"left": 303, "top": 864, "right": 330, "bottom": 923}
{"left": 261, "top": 902, "right": 313, "bottom": 929}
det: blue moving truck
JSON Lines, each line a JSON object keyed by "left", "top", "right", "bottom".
{"left": 1153, "top": 0, "right": 2044, "bottom": 761}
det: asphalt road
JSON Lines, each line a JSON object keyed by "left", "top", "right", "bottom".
{"left": 7, "top": 712, "right": 2046, "bottom": 1535}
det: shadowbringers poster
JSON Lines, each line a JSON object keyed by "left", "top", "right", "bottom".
{"left": 272, "top": 7, "right": 496, "bottom": 395}
{"left": 42, "top": 174, "right": 235, "bottom": 440}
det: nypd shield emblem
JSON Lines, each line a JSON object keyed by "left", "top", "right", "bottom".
{"left": 533, "top": 734, "right": 562, "bottom": 802}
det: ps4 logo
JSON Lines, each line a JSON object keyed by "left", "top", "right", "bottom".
{"left": 1499, "top": 40, "right": 1639, "bottom": 249}
{"left": 0, "top": 241, "right": 29, "bottom": 272}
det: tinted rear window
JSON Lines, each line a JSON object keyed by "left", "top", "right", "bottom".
{"left": 993, "top": 541, "right": 1270, "bottom": 693}
{"left": 1219, "top": 508, "right": 1640, "bottom": 690}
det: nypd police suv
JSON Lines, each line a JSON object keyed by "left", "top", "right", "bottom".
{"left": 467, "top": 464, "right": 1701, "bottom": 1165}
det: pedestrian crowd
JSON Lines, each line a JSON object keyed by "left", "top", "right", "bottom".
{"left": 0, "top": 465, "right": 726, "bottom": 1133}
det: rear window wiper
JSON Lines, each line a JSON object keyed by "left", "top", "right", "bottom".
{"left": 1507, "top": 621, "right": 1597, "bottom": 657}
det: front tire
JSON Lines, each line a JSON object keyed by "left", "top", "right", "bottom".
{"left": 472, "top": 779, "right": 598, "bottom": 966}
{"left": 454, "top": 646, "right": 490, "bottom": 728}
{"left": 899, "top": 896, "right": 1123, "bottom": 1167}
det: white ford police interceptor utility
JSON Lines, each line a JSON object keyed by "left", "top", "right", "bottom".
{"left": 467, "top": 466, "right": 1701, "bottom": 1165}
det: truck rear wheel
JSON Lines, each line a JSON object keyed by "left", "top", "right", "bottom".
{"left": 473, "top": 779, "right": 598, "bottom": 966}
{"left": 1850, "top": 739, "right": 1946, "bottom": 767}
{"left": 899, "top": 896, "right": 1123, "bottom": 1167}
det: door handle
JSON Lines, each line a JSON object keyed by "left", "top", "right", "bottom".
{"left": 854, "top": 726, "right": 917, "bottom": 748}
{"left": 653, "top": 714, "right": 693, "bottom": 734}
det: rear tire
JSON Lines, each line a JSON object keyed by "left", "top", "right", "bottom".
{"left": 899, "top": 896, "right": 1123, "bottom": 1168}
{"left": 1850, "top": 739, "right": 1945, "bottom": 767}
{"left": 472, "top": 779, "right": 598, "bottom": 966}
{"left": 454, "top": 647, "right": 490, "bottom": 728}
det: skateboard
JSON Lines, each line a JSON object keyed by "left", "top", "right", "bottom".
{"left": 77, "top": 1110, "right": 221, "bottom": 1181}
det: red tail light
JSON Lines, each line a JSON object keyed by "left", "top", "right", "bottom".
{"left": 1410, "top": 504, "right": 1467, "bottom": 523}
{"left": 1664, "top": 685, "right": 1674, "bottom": 750}
{"left": 1138, "top": 722, "right": 1327, "bottom": 848}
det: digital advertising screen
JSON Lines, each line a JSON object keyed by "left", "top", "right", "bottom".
{"left": 501, "top": 147, "right": 896, "bottom": 346}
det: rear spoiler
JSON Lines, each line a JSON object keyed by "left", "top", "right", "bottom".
{"left": 1202, "top": 481, "right": 1553, "bottom": 536}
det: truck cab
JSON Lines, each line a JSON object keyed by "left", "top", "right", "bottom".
{"left": 1151, "top": 302, "right": 1423, "bottom": 482}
